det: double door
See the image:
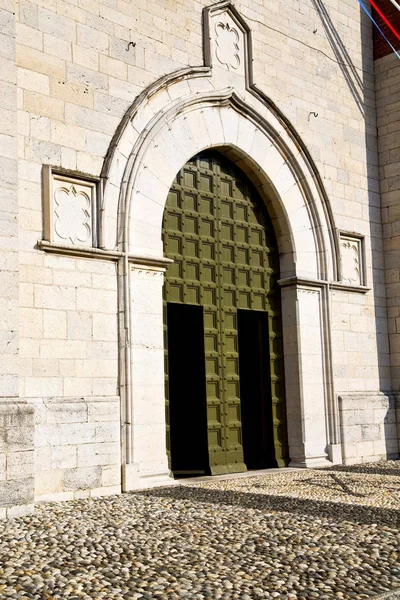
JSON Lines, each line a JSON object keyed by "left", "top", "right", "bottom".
{"left": 162, "top": 151, "right": 288, "bottom": 475}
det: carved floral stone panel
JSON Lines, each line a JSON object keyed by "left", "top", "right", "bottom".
{"left": 215, "top": 22, "right": 240, "bottom": 70}
{"left": 340, "top": 234, "right": 363, "bottom": 286}
{"left": 43, "top": 168, "right": 97, "bottom": 247}
{"left": 209, "top": 9, "right": 245, "bottom": 77}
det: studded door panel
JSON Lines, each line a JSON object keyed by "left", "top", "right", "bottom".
{"left": 163, "top": 151, "right": 288, "bottom": 474}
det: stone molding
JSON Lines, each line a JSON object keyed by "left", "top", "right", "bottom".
{"left": 329, "top": 283, "right": 370, "bottom": 294}
{"left": 278, "top": 276, "right": 329, "bottom": 289}
{"left": 37, "top": 240, "right": 173, "bottom": 269}
{"left": 104, "top": 87, "right": 336, "bottom": 277}
{"left": 279, "top": 275, "right": 371, "bottom": 295}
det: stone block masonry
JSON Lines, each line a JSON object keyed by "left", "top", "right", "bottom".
{"left": 339, "top": 393, "right": 399, "bottom": 465}
{"left": 0, "top": 0, "right": 34, "bottom": 519}
{"left": 29, "top": 396, "right": 121, "bottom": 501}
{"left": 0, "top": 0, "right": 397, "bottom": 517}
{"left": 0, "top": 404, "right": 34, "bottom": 519}
{"left": 376, "top": 49, "right": 400, "bottom": 392}
{"left": 0, "top": 1, "right": 18, "bottom": 399}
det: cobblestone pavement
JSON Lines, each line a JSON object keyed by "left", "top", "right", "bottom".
{"left": 0, "top": 462, "right": 400, "bottom": 600}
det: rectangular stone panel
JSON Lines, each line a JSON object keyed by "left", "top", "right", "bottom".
{"left": 43, "top": 167, "right": 98, "bottom": 248}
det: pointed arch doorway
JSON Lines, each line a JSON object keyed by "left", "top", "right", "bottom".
{"left": 162, "top": 150, "right": 289, "bottom": 477}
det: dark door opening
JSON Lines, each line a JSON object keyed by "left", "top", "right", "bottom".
{"left": 167, "top": 302, "right": 209, "bottom": 476}
{"left": 238, "top": 309, "right": 277, "bottom": 470}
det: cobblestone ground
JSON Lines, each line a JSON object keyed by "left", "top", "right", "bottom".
{"left": 1, "top": 462, "right": 400, "bottom": 600}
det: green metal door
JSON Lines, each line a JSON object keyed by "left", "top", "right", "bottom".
{"left": 163, "top": 151, "right": 288, "bottom": 475}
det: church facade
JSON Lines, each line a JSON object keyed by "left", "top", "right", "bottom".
{"left": 1, "top": 0, "right": 399, "bottom": 517}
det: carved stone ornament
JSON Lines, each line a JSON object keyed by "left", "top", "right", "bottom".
{"left": 215, "top": 21, "right": 240, "bottom": 70}
{"left": 207, "top": 6, "right": 246, "bottom": 78}
{"left": 340, "top": 235, "right": 363, "bottom": 286}
{"left": 54, "top": 184, "right": 91, "bottom": 245}
{"left": 42, "top": 167, "right": 97, "bottom": 248}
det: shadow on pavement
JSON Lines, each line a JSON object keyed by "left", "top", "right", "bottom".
{"left": 295, "top": 472, "right": 375, "bottom": 497}
{"left": 324, "top": 464, "right": 400, "bottom": 477}
{"left": 138, "top": 485, "right": 400, "bottom": 528}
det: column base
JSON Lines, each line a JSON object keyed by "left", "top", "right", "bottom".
{"left": 122, "top": 463, "right": 177, "bottom": 492}
{"left": 289, "top": 455, "right": 332, "bottom": 468}
{"left": 328, "top": 443, "right": 342, "bottom": 464}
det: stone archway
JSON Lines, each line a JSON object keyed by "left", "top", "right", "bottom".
{"left": 100, "top": 1, "right": 341, "bottom": 490}
{"left": 163, "top": 149, "right": 289, "bottom": 477}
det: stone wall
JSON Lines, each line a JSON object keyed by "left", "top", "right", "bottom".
{"left": 376, "top": 52, "right": 400, "bottom": 393}
{"left": 339, "top": 392, "right": 398, "bottom": 465}
{"left": 0, "top": 0, "right": 35, "bottom": 518}
{"left": 333, "top": 0, "right": 400, "bottom": 471}
{"left": 0, "top": 404, "right": 34, "bottom": 518}
{"left": 0, "top": 0, "right": 18, "bottom": 401}
{"left": 19, "top": 251, "right": 121, "bottom": 502}
{"left": 16, "top": 3, "right": 387, "bottom": 394}
{"left": 20, "top": 256, "right": 119, "bottom": 400}
{"left": 30, "top": 396, "right": 120, "bottom": 501}
{"left": 6, "top": 0, "right": 397, "bottom": 511}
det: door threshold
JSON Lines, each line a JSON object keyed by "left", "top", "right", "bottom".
{"left": 173, "top": 470, "right": 207, "bottom": 477}
{"left": 177, "top": 466, "right": 297, "bottom": 485}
